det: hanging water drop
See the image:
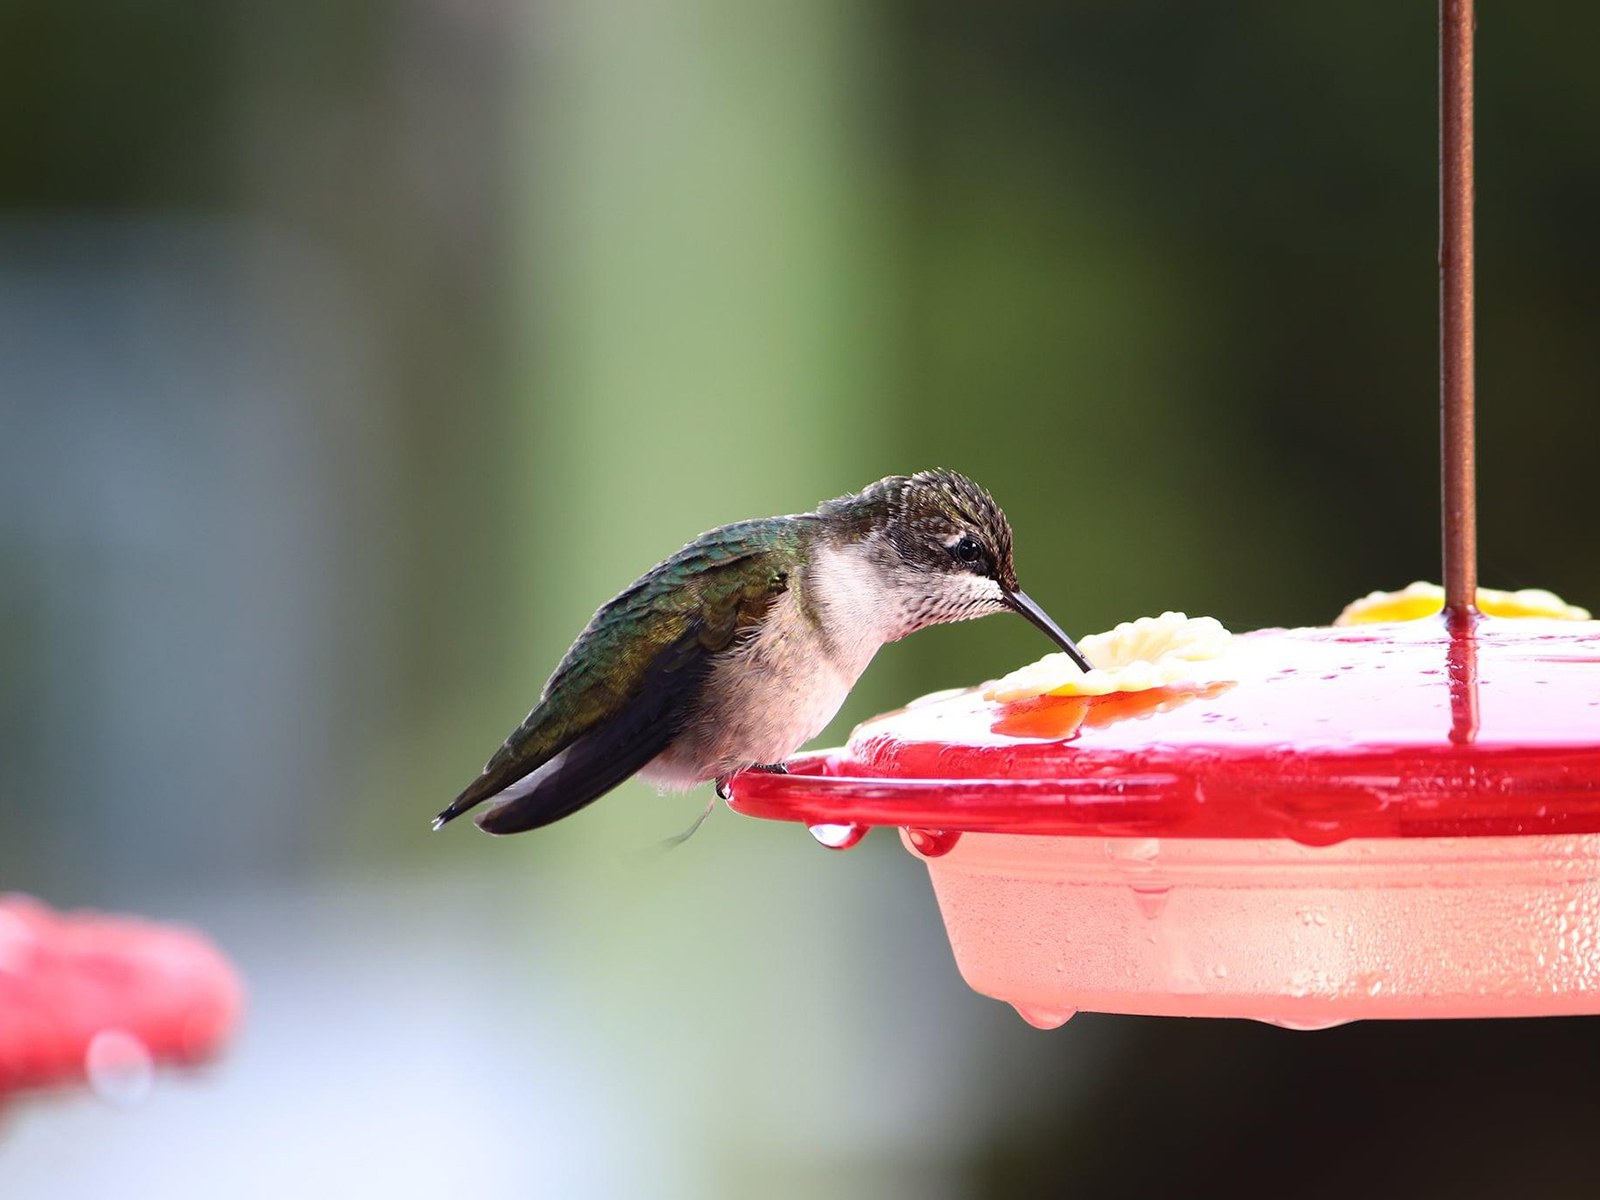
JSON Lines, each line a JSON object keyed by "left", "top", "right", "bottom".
{"left": 1012, "top": 1003, "right": 1077, "bottom": 1030}
{"left": 1257, "top": 1016, "right": 1352, "bottom": 1032}
{"left": 85, "top": 1028, "right": 154, "bottom": 1106}
{"left": 808, "top": 822, "right": 868, "bottom": 850}
{"left": 905, "top": 828, "right": 962, "bottom": 857}
{"left": 1131, "top": 884, "right": 1171, "bottom": 920}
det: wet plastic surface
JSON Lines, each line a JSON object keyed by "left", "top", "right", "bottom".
{"left": 732, "top": 618, "right": 1600, "bottom": 845}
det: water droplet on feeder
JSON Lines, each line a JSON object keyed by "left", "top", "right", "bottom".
{"left": 1257, "top": 1016, "right": 1351, "bottom": 1032}
{"left": 808, "top": 822, "right": 867, "bottom": 850}
{"left": 905, "top": 828, "right": 962, "bottom": 857}
{"left": 1131, "top": 884, "right": 1171, "bottom": 920}
{"left": 1355, "top": 970, "right": 1389, "bottom": 997}
{"left": 1012, "top": 1003, "right": 1077, "bottom": 1030}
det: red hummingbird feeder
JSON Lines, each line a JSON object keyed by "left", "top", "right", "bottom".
{"left": 728, "top": 2, "right": 1600, "bottom": 1029}
{"left": 0, "top": 895, "right": 242, "bottom": 1102}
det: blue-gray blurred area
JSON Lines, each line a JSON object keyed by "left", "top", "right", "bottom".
{"left": 3, "top": 2, "right": 1600, "bottom": 1197}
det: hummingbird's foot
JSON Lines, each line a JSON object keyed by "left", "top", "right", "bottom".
{"left": 715, "top": 762, "right": 787, "bottom": 800}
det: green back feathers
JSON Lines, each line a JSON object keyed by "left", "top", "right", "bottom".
{"left": 439, "top": 517, "right": 811, "bottom": 824}
{"left": 535, "top": 517, "right": 808, "bottom": 735}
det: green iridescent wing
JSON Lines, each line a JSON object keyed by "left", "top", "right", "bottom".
{"left": 434, "top": 518, "right": 804, "bottom": 834}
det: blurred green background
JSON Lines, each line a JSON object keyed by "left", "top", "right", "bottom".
{"left": 4, "top": 2, "right": 1600, "bottom": 1197}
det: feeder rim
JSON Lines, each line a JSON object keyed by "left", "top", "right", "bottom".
{"left": 727, "top": 737, "right": 1600, "bottom": 845}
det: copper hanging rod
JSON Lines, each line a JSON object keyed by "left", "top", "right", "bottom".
{"left": 1440, "top": 0, "right": 1477, "bottom": 615}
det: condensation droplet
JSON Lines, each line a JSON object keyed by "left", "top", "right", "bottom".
{"left": 1012, "top": 1003, "right": 1077, "bottom": 1030}
{"left": 1257, "top": 1016, "right": 1351, "bottom": 1032}
{"left": 1131, "top": 884, "right": 1171, "bottom": 920}
{"left": 905, "top": 828, "right": 962, "bottom": 858}
{"left": 808, "top": 822, "right": 868, "bottom": 850}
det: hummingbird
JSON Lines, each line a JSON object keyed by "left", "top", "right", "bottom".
{"left": 433, "top": 469, "right": 1090, "bottom": 836}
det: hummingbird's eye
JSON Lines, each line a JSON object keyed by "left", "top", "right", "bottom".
{"left": 952, "top": 536, "right": 983, "bottom": 565}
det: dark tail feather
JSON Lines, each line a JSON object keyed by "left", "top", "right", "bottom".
{"left": 433, "top": 713, "right": 676, "bottom": 835}
{"left": 433, "top": 771, "right": 513, "bottom": 831}
{"left": 474, "top": 723, "right": 671, "bottom": 835}
{"left": 432, "top": 721, "right": 658, "bottom": 835}
{"left": 434, "top": 736, "right": 564, "bottom": 830}
{"left": 434, "top": 710, "right": 571, "bottom": 831}
{"left": 438, "top": 625, "right": 710, "bottom": 835}
{"left": 431, "top": 796, "right": 477, "bottom": 831}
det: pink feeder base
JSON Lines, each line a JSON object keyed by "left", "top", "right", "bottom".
{"left": 908, "top": 831, "right": 1600, "bottom": 1029}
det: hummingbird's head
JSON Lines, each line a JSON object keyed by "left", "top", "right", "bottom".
{"left": 832, "top": 469, "right": 1092, "bottom": 670}
{"left": 886, "top": 468, "right": 1019, "bottom": 602}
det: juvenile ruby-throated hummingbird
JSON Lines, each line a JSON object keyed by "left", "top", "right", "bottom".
{"left": 433, "top": 470, "right": 1089, "bottom": 835}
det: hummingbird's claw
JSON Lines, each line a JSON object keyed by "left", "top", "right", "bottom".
{"left": 715, "top": 762, "right": 787, "bottom": 801}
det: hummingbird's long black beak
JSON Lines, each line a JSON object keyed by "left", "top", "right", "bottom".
{"left": 1004, "top": 589, "right": 1093, "bottom": 674}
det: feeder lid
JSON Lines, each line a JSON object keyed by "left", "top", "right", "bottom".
{"left": 728, "top": 618, "right": 1600, "bottom": 843}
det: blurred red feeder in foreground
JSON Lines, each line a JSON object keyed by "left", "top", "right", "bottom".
{"left": 0, "top": 895, "right": 242, "bottom": 1101}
